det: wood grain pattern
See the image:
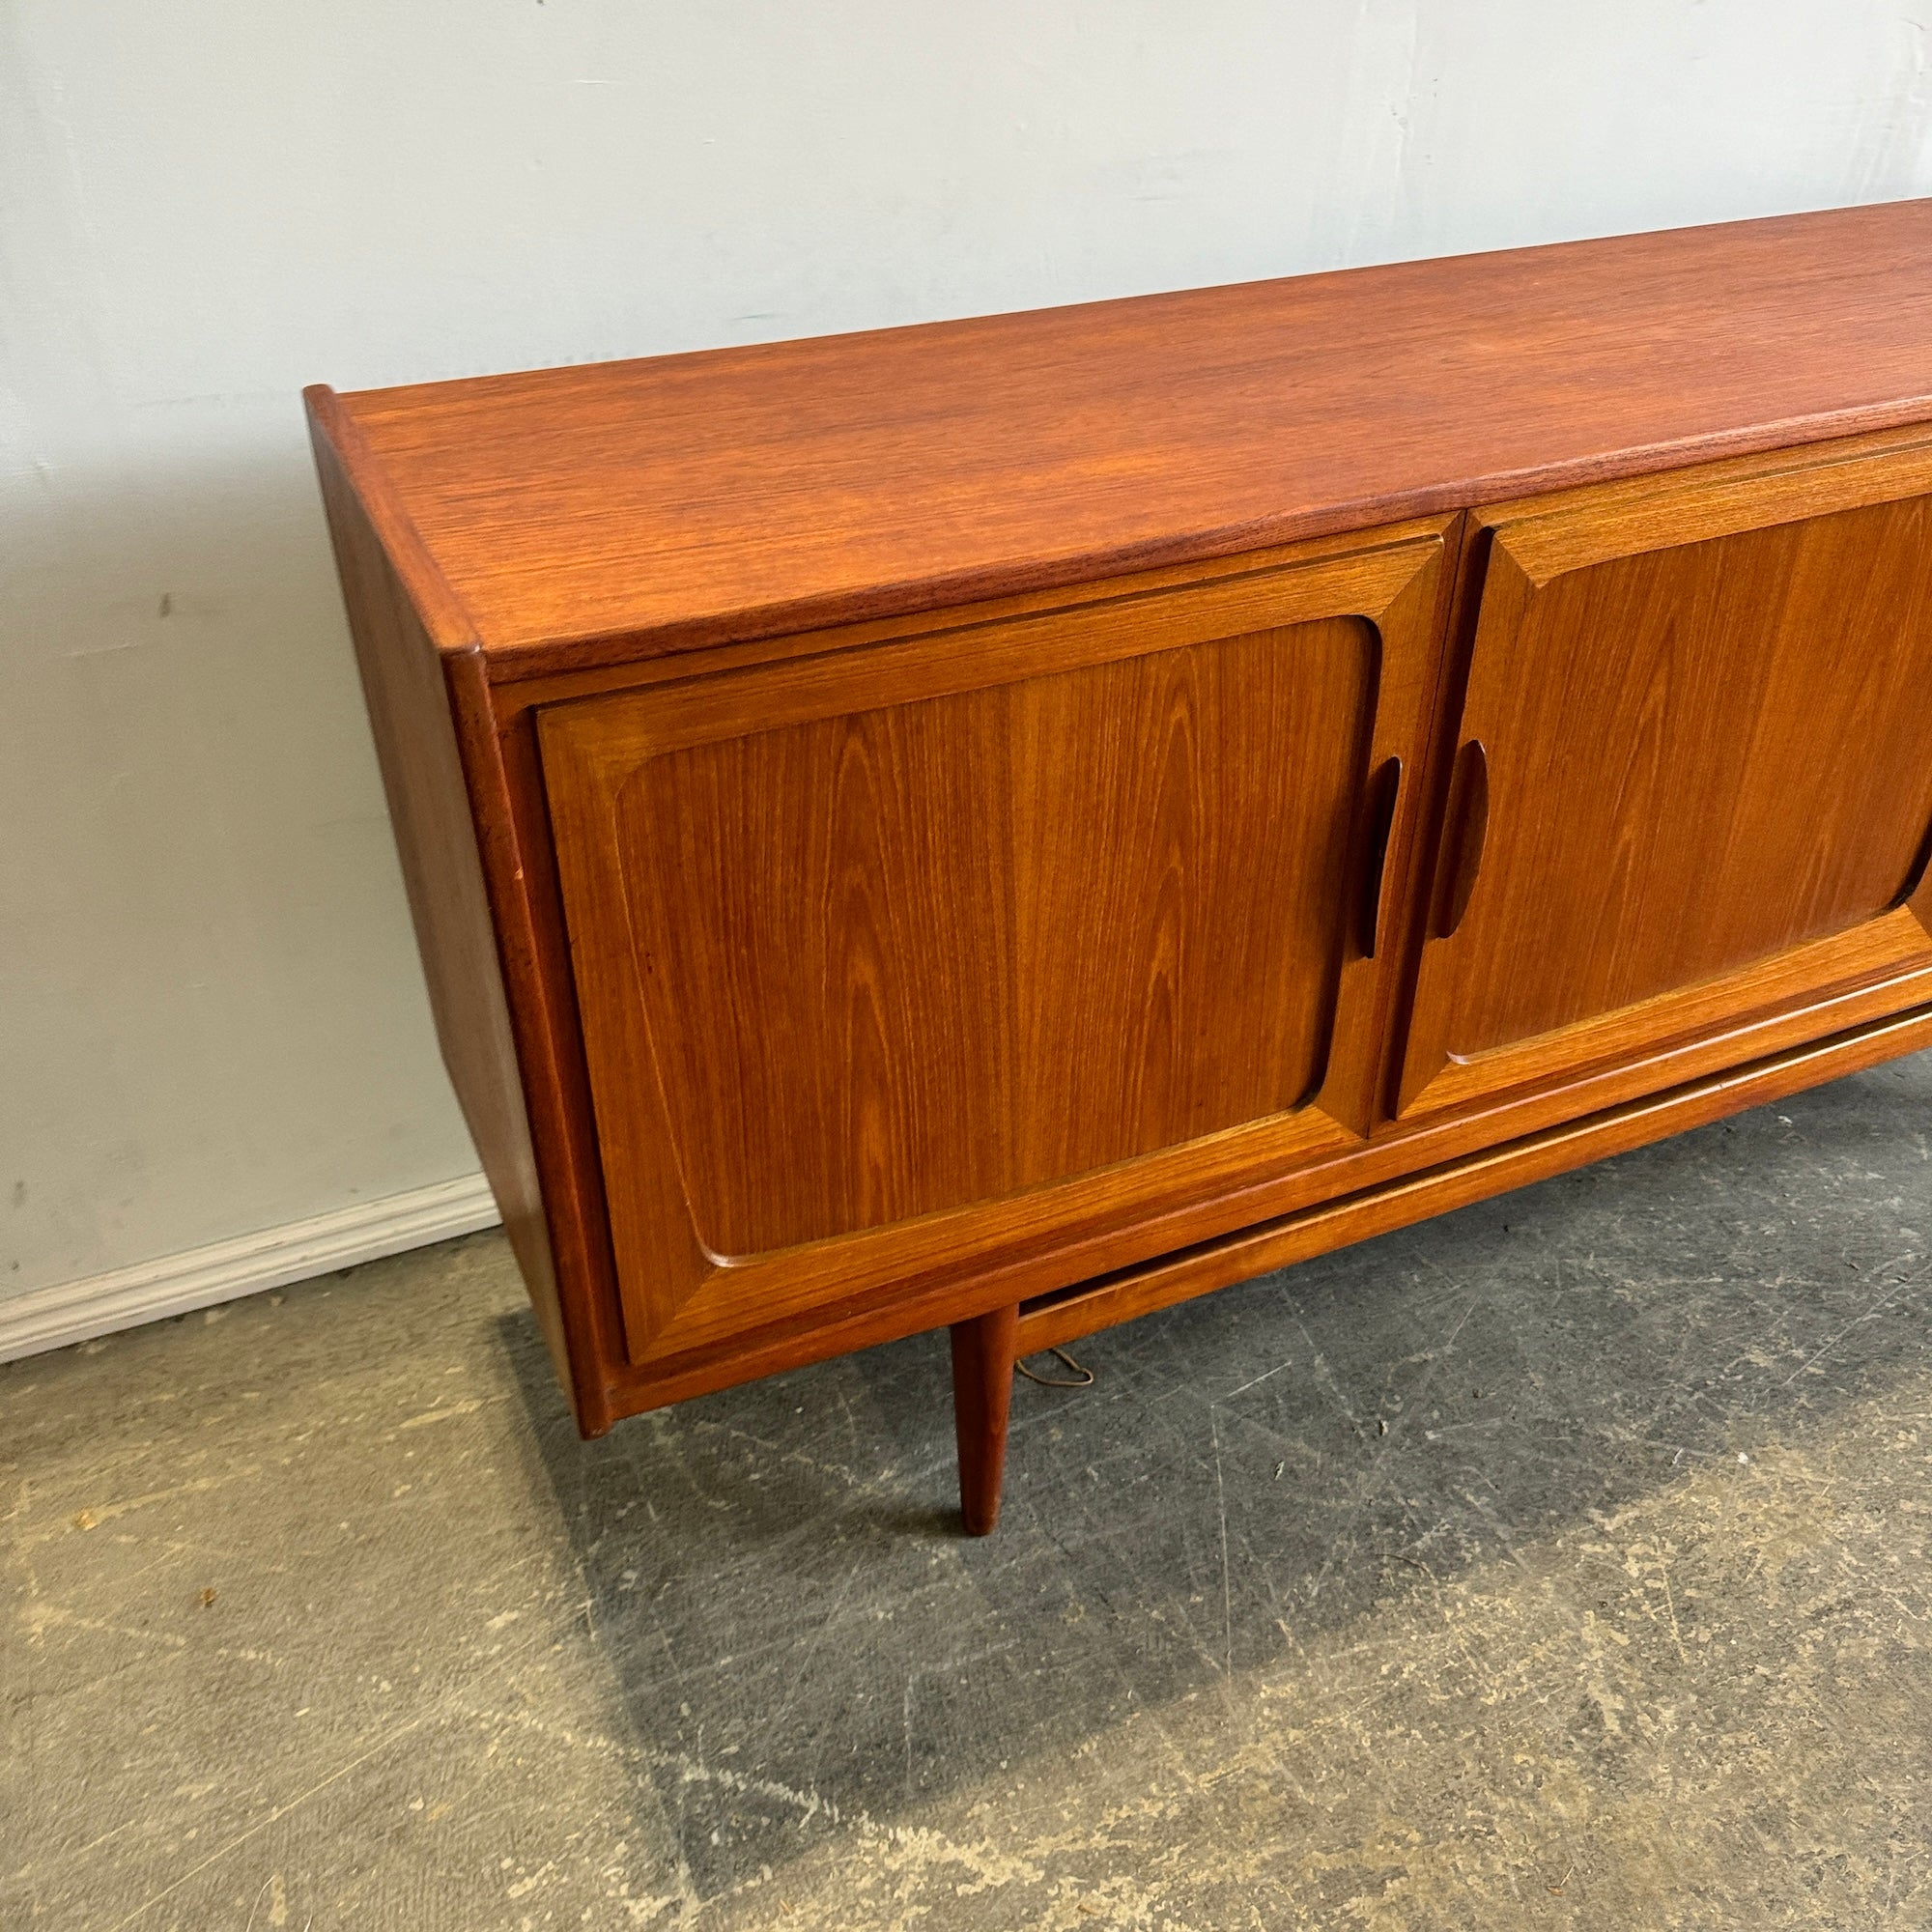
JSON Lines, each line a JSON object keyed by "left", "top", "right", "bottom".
{"left": 309, "top": 390, "right": 642, "bottom": 1433}
{"left": 537, "top": 526, "right": 1450, "bottom": 1358}
{"left": 306, "top": 401, "right": 587, "bottom": 1418}
{"left": 539, "top": 977, "right": 1932, "bottom": 1423}
{"left": 615, "top": 618, "right": 1370, "bottom": 1256}
{"left": 591, "top": 925, "right": 1932, "bottom": 1413}
{"left": 951, "top": 1305, "right": 1019, "bottom": 1536}
{"left": 1402, "top": 434, "right": 1932, "bottom": 1115}
{"left": 319, "top": 200, "right": 1932, "bottom": 676}
{"left": 304, "top": 210, "right": 1932, "bottom": 1531}
{"left": 1016, "top": 1001, "right": 1932, "bottom": 1357}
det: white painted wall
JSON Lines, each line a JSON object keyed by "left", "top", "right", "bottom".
{"left": 6, "top": 1, "right": 1932, "bottom": 1321}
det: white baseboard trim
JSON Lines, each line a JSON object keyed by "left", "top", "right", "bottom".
{"left": 0, "top": 1173, "right": 502, "bottom": 1364}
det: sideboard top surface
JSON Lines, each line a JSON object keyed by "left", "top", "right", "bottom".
{"left": 312, "top": 198, "right": 1932, "bottom": 674}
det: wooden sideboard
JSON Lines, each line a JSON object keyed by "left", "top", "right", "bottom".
{"left": 308, "top": 199, "right": 1932, "bottom": 1533}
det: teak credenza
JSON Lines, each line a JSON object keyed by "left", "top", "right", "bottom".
{"left": 309, "top": 199, "right": 1932, "bottom": 1533}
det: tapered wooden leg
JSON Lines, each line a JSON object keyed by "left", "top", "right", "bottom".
{"left": 950, "top": 1303, "right": 1019, "bottom": 1535}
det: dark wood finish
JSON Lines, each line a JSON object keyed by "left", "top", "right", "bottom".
{"left": 306, "top": 202, "right": 1932, "bottom": 1532}
{"left": 951, "top": 1305, "right": 1020, "bottom": 1535}
{"left": 1432, "top": 740, "right": 1489, "bottom": 941}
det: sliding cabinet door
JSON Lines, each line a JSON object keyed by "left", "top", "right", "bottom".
{"left": 1400, "top": 434, "right": 1932, "bottom": 1121}
{"left": 540, "top": 525, "right": 1453, "bottom": 1368}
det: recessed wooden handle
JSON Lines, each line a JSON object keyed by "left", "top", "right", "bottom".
{"left": 1434, "top": 738, "right": 1490, "bottom": 939}
{"left": 1357, "top": 755, "right": 1403, "bottom": 958}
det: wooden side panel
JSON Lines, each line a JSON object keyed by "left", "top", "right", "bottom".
{"left": 306, "top": 407, "right": 586, "bottom": 1417}
{"left": 614, "top": 619, "right": 1374, "bottom": 1257}
{"left": 1401, "top": 440, "right": 1932, "bottom": 1118}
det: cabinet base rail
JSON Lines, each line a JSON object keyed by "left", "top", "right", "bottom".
{"left": 949, "top": 1000, "right": 1932, "bottom": 1532}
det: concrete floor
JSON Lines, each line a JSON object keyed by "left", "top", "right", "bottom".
{"left": 6, "top": 1060, "right": 1932, "bottom": 1930}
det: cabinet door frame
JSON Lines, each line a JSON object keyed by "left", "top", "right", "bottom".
{"left": 538, "top": 519, "right": 1456, "bottom": 1372}
{"left": 1397, "top": 424, "right": 1932, "bottom": 1124}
